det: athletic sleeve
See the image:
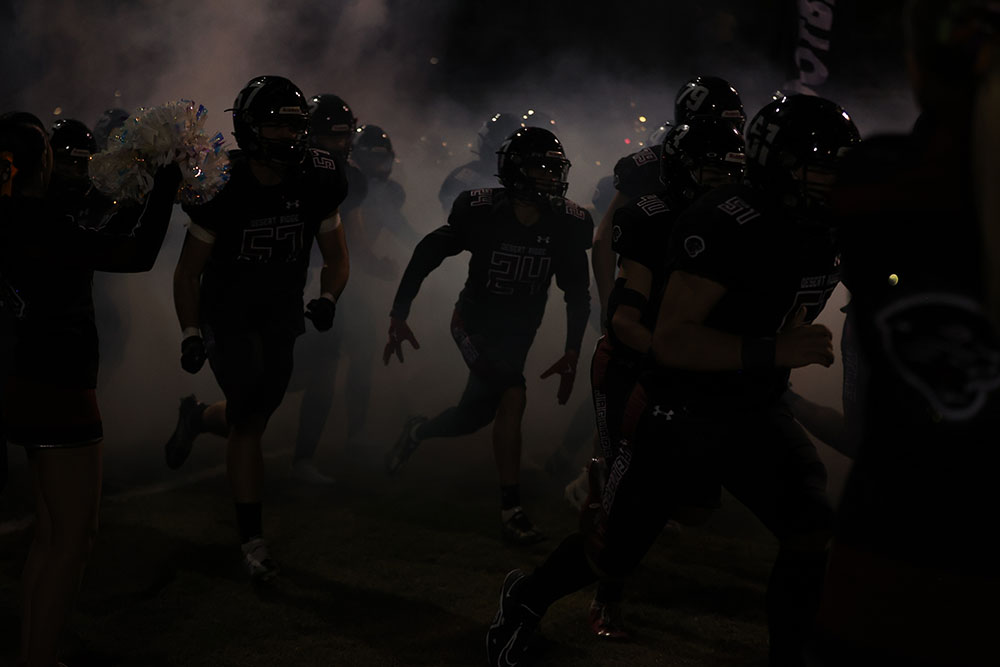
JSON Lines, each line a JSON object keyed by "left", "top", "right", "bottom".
{"left": 389, "top": 190, "right": 475, "bottom": 319}
{"left": 611, "top": 194, "right": 673, "bottom": 271}
{"left": 556, "top": 202, "right": 593, "bottom": 352}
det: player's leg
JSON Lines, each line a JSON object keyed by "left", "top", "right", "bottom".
{"left": 291, "top": 327, "right": 340, "bottom": 484}
{"left": 488, "top": 384, "right": 680, "bottom": 665}
{"left": 721, "top": 401, "right": 833, "bottom": 667}
{"left": 385, "top": 367, "right": 501, "bottom": 474}
{"left": 22, "top": 443, "right": 102, "bottom": 667}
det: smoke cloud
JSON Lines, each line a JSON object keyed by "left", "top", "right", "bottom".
{"left": 1, "top": 1, "right": 917, "bottom": 499}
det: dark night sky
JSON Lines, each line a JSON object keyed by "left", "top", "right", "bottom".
{"left": 1, "top": 0, "right": 911, "bottom": 111}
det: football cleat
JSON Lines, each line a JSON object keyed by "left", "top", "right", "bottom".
{"left": 487, "top": 569, "right": 540, "bottom": 667}
{"left": 165, "top": 394, "right": 205, "bottom": 470}
{"left": 241, "top": 537, "right": 279, "bottom": 582}
{"left": 385, "top": 415, "right": 427, "bottom": 474}
{"left": 501, "top": 507, "right": 544, "bottom": 546}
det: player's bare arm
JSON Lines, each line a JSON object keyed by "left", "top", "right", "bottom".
{"left": 609, "top": 258, "right": 653, "bottom": 354}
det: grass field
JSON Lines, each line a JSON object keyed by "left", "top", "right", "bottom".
{"left": 0, "top": 418, "right": 791, "bottom": 667}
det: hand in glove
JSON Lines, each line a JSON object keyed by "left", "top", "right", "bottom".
{"left": 540, "top": 349, "right": 579, "bottom": 405}
{"left": 180, "top": 335, "right": 207, "bottom": 374}
{"left": 305, "top": 296, "right": 336, "bottom": 332}
{"left": 383, "top": 317, "right": 420, "bottom": 365}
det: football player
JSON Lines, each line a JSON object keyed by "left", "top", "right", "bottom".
{"left": 814, "top": 2, "right": 1000, "bottom": 664}
{"left": 1, "top": 115, "right": 180, "bottom": 667}
{"left": 438, "top": 109, "right": 556, "bottom": 213}
{"left": 165, "top": 76, "right": 350, "bottom": 579}
{"left": 384, "top": 126, "right": 592, "bottom": 545}
{"left": 487, "top": 95, "right": 859, "bottom": 667}
{"left": 570, "top": 76, "right": 747, "bottom": 509}
{"left": 285, "top": 95, "right": 396, "bottom": 486}
{"left": 585, "top": 116, "right": 747, "bottom": 639}
{"left": 592, "top": 75, "right": 745, "bottom": 330}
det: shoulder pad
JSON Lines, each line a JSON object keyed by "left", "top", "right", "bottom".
{"left": 307, "top": 148, "right": 340, "bottom": 172}
{"left": 562, "top": 198, "right": 590, "bottom": 222}
{"left": 708, "top": 185, "right": 764, "bottom": 226}
{"left": 630, "top": 193, "right": 671, "bottom": 218}
{"left": 453, "top": 187, "right": 499, "bottom": 211}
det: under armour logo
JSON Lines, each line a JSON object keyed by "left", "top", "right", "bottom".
{"left": 537, "top": 235, "right": 551, "bottom": 244}
{"left": 286, "top": 200, "right": 300, "bottom": 210}
{"left": 651, "top": 405, "right": 674, "bottom": 420}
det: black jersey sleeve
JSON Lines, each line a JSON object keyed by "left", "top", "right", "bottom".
{"left": 556, "top": 200, "right": 594, "bottom": 352}
{"left": 668, "top": 187, "right": 760, "bottom": 288}
{"left": 389, "top": 190, "right": 475, "bottom": 319}
{"left": 611, "top": 194, "right": 672, "bottom": 271}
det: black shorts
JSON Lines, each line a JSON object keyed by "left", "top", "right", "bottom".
{"left": 450, "top": 309, "right": 535, "bottom": 392}
{"left": 3, "top": 376, "right": 102, "bottom": 448}
{"left": 204, "top": 324, "right": 297, "bottom": 427}
{"left": 589, "top": 387, "right": 830, "bottom": 576}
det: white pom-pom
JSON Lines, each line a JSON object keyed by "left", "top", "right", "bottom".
{"left": 88, "top": 100, "right": 230, "bottom": 205}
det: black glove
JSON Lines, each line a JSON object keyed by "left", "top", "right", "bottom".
{"left": 305, "top": 297, "right": 336, "bottom": 332}
{"left": 180, "top": 335, "right": 207, "bottom": 374}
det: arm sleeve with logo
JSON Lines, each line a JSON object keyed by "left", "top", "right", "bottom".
{"left": 556, "top": 204, "right": 594, "bottom": 352}
{"left": 611, "top": 197, "right": 670, "bottom": 271}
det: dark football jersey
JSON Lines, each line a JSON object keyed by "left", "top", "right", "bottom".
{"left": 656, "top": 183, "right": 841, "bottom": 407}
{"left": 393, "top": 188, "right": 593, "bottom": 350}
{"left": 183, "top": 149, "right": 348, "bottom": 334}
{"left": 613, "top": 144, "right": 664, "bottom": 200}
{"left": 438, "top": 159, "right": 497, "bottom": 212}
{"left": 606, "top": 192, "right": 679, "bottom": 355}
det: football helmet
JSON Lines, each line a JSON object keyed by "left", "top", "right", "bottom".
{"left": 50, "top": 119, "right": 97, "bottom": 164}
{"left": 744, "top": 94, "right": 860, "bottom": 209}
{"left": 49, "top": 118, "right": 97, "bottom": 184}
{"left": 308, "top": 93, "right": 357, "bottom": 158}
{"left": 352, "top": 124, "right": 395, "bottom": 180}
{"left": 660, "top": 116, "right": 746, "bottom": 201}
{"left": 92, "top": 108, "right": 130, "bottom": 148}
{"left": 674, "top": 75, "right": 746, "bottom": 130}
{"left": 475, "top": 112, "right": 521, "bottom": 159}
{"left": 497, "top": 126, "right": 571, "bottom": 201}
{"left": 231, "top": 75, "right": 310, "bottom": 165}
{"left": 647, "top": 120, "right": 673, "bottom": 146}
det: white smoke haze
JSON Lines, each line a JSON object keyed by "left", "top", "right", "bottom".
{"left": 2, "top": 0, "right": 918, "bottom": 498}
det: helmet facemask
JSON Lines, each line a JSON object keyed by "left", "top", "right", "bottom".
{"left": 251, "top": 115, "right": 309, "bottom": 167}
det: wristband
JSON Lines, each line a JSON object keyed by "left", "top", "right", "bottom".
{"left": 320, "top": 292, "right": 336, "bottom": 303}
{"left": 741, "top": 336, "right": 775, "bottom": 371}
{"left": 181, "top": 326, "right": 201, "bottom": 340}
